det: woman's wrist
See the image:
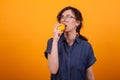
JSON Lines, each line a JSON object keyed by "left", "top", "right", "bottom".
{"left": 53, "top": 37, "right": 59, "bottom": 44}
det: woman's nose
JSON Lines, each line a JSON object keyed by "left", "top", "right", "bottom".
{"left": 60, "top": 17, "right": 66, "bottom": 22}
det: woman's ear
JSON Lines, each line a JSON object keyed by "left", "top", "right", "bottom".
{"left": 75, "top": 20, "right": 80, "bottom": 26}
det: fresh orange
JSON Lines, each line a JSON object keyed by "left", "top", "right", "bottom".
{"left": 57, "top": 24, "right": 65, "bottom": 32}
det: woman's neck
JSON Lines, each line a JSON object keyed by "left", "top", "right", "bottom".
{"left": 64, "top": 31, "right": 76, "bottom": 46}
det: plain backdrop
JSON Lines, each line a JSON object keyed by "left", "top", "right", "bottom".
{"left": 0, "top": 0, "right": 120, "bottom": 80}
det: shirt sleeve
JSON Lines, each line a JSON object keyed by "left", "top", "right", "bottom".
{"left": 44, "top": 38, "right": 53, "bottom": 59}
{"left": 86, "top": 44, "right": 96, "bottom": 69}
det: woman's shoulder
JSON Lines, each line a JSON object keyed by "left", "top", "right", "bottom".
{"left": 47, "top": 37, "right": 53, "bottom": 43}
{"left": 80, "top": 39, "right": 92, "bottom": 48}
{"left": 48, "top": 37, "right": 53, "bottom": 41}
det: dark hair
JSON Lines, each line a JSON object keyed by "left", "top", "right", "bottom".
{"left": 57, "top": 6, "right": 88, "bottom": 41}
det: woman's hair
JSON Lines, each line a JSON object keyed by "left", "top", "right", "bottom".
{"left": 57, "top": 6, "right": 88, "bottom": 41}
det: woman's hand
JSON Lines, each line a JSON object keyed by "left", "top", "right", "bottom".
{"left": 53, "top": 23, "right": 63, "bottom": 42}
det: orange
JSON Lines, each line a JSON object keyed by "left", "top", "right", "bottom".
{"left": 57, "top": 24, "right": 65, "bottom": 31}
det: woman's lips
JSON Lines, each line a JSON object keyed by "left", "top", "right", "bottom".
{"left": 65, "top": 24, "right": 67, "bottom": 27}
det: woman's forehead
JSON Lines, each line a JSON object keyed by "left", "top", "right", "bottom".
{"left": 62, "top": 10, "right": 74, "bottom": 16}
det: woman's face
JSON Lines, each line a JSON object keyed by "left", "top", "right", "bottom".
{"left": 60, "top": 9, "right": 80, "bottom": 32}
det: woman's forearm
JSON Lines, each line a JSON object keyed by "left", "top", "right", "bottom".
{"left": 48, "top": 38, "right": 59, "bottom": 74}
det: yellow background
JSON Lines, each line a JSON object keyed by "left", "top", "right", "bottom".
{"left": 0, "top": 0, "right": 120, "bottom": 80}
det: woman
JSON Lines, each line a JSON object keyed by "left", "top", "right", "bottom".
{"left": 44, "top": 6, "right": 96, "bottom": 80}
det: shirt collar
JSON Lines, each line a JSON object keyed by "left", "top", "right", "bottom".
{"left": 75, "top": 35, "right": 81, "bottom": 43}
{"left": 59, "top": 34, "right": 81, "bottom": 44}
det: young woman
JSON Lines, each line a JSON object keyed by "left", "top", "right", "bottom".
{"left": 44, "top": 6, "right": 96, "bottom": 80}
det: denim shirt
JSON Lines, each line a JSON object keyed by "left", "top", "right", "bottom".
{"left": 44, "top": 34, "right": 96, "bottom": 80}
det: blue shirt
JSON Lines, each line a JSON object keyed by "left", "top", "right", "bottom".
{"left": 44, "top": 34, "right": 96, "bottom": 80}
